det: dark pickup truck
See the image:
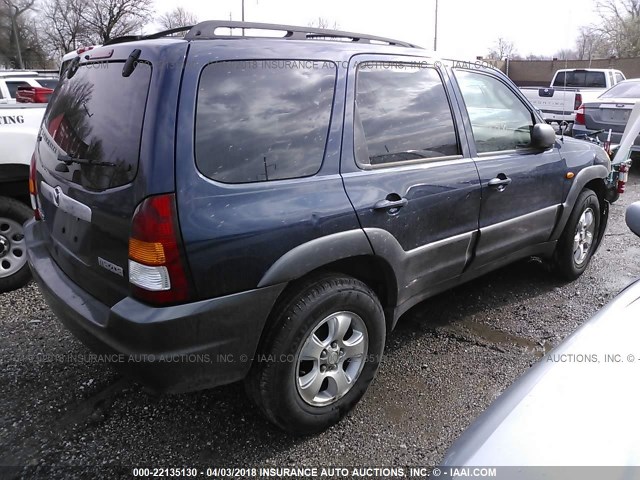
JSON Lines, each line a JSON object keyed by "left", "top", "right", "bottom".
{"left": 25, "top": 21, "right": 624, "bottom": 434}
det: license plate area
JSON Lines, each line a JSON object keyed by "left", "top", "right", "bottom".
{"left": 40, "top": 182, "right": 93, "bottom": 259}
{"left": 601, "top": 107, "right": 630, "bottom": 123}
{"left": 50, "top": 213, "right": 91, "bottom": 256}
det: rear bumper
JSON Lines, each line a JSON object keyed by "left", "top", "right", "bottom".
{"left": 25, "top": 219, "right": 285, "bottom": 393}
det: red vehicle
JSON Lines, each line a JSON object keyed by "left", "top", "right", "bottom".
{"left": 16, "top": 86, "right": 54, "bottom": 104}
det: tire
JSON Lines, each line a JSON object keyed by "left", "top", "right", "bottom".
{"left": 0, "top": 197, "right": 33, "bottom": 293}
{"left": 245, "top": 273, "right": 385, "bottom": 435}
{"left": 553, "top": 189, "right": 600, "bottom": 280}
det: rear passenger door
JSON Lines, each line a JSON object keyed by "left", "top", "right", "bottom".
{"left": 341, "top": 57, "right": 482, "bottom": 306}
{"left": 452, "top": 69, "right": 565, "bottom": 268}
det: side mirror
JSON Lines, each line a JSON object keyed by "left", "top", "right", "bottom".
{"left": 531, "top": 123, "right": 556, "bottom": 149}
{"left": 626, "top": 202, "right": 640, "bottom": 238}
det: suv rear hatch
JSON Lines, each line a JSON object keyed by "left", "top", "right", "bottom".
{"left": 34, "top": 49, "right": 158, "bottom": 306}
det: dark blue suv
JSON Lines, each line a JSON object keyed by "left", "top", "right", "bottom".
{"left": 25, "top": 21, "right": 621, "bottom": 434}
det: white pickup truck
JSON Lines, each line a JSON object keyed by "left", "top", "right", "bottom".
{"left": 0, "top": 103, "right": 46, "bottom": 291}
{"left": 520, "top": 68, "right": 626, "bottom": 127}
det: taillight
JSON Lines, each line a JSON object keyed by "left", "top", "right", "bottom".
{"left": 29, "top": 153, "right": 41, "bottom": 220}
{"left": 128, "top": 194, "right": 192, "bottom": 305}
{"left": 575, "top": 105, "right": 586, "bottom": 126}
{"left": 574, "top": 93, "right": 583, "bottom": 111}
{"left": 76, "top": 46, "right": 94, "bottom": 54}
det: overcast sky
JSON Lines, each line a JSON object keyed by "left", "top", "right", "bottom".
{"left": 151, "top": 0, "right": 601, "bottom": 59}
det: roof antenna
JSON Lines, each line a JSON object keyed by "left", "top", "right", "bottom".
{"left": 559, "top": 56, "right": 569, "bottom": 143}
{"left": 559, "top": 7, "right": 573, "bottom": 144}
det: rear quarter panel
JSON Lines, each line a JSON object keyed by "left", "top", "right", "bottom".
{"left": 175, "top": 42, "right": 365, "bottom": 300}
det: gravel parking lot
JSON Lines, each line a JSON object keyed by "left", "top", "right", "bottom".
{"left": 2, "top": 169, "right": 639, "bottom": 477}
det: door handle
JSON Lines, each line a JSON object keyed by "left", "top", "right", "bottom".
{"left": 488, "top": 174, "right": 512, "bottom": 191}
{"left": 373, "top": 197, "right": 408, "bottom": 211}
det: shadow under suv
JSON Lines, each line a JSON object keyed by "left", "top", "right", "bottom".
{"left": 25, "top": 21, "right": 621, "bottom": 434}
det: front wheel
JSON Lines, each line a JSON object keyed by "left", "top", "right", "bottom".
{"left": 245, "top": 273, "right": 386, "bottom": 434}
{"left": 0, "top": 197, "right": 32, "bottom": 292}
{"left": 552, "top": 189, "right": 601, "bottom": 280}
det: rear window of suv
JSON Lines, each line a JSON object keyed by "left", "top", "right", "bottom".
{"left": 195, "top": 60, "right": 337, "bottom": 183}
{"left": 41, "top": 61, "right": 151, "bottom": 190}
{"left": 552, "top": 71, "right": 606, "bottom": 88}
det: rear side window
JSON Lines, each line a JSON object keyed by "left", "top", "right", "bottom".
{"left": 354, "top": 63, "right": 460, "bottom": 166}
{"left": 196, "top": 61, "right": 337, "bottom": 183}
{"left": 41, "top": 61, "right": 151, "bottom": 190}
{"left": 6, "top": 81, "right": 29, "bottom": 98}
{"left": 36, "top": 79, "right": 59, "bottom": 89}
{"left": 553, "top": 71, "right": 606, "bottom": 88}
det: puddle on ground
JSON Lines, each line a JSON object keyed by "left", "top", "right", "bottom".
{"left": 442, "top": 320, "right": 552, "bottom": 358}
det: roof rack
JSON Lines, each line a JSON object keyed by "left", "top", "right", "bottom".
{"left": 104, "top": 26, "right": 193, "bottom": 46}
{"left": 184, "top": 20, "right": 420, "bottom": 48}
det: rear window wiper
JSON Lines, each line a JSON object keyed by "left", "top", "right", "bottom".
{"left": 57, "top": 153, "right": 116, "bottom": 167}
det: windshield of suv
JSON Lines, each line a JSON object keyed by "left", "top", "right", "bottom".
{"left": 600, "top": 81, "right": 640, "bottom": 99}
{"left": 40, "top": 61, "right": 151, "bottom": 191}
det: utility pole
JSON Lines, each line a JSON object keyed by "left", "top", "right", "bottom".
{"left": 433, "top": 0, "right": 438, "bottom": 52}
{"left": 242, "top": 0, "right": 245, "bottom": 36}
{"left": 11, "top": 5, "right": 24, "bottom": 69}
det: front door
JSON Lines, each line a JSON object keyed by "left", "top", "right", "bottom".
{"left": 453, "top": 69, "right": 565, "bottom": 268}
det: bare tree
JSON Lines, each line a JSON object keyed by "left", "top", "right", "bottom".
{"left": 552, "top": 48, "right": 579, "bottom": 60}
{"left": 1, "top": 0, "right": 35, "bottom": 67}
{"left": 525, "top": 54, "right": 551, "bottom": 60}
{"left": 308, "top": 17, "right": 339, "bottom": 30}
{"left": 41, "top": 0, "right": 90, "bottom": 58}
{"left": 487, "top": 37, "right": 517, "bottom": 60}
{"left": 0, "top": 0, "right": 52, "bottom": 68}
{"left": 593, "top": 0, "right": 640, "bottom": 56}
{"left": 157, "top": 6, "right": 198, "bottom": 31}
{"left": 575, "top": 26, "right": 606, "bottom": 60}
{"left": 82, "top": 0, "right": 154, "bottom": 44}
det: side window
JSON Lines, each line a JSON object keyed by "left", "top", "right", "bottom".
{"left": 455, "top": 70, "right": 534, "bottom": 153}
{"left": 354, "top": 63, "right": 460, "bottom": 166}
{"left": 6, "top": 81, "right": 29, "bottom": 98}
{"left": 195, "top": 60, "right": 336, "bottom": 184}
{"left": 615, "top": 72, "right": 625, "bottom": 84}
{"left": 552, "top": 72, "right": 566, "bottom": 87}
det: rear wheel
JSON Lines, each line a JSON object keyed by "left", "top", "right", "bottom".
{"left": 245, "top": 273, "right": 385, "bottom": 434}
{"left": 0, "top": 197, "right": 32, "bottom": 293}
{"left": 553, "top": 189, "right": 601, "bottom": 280}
